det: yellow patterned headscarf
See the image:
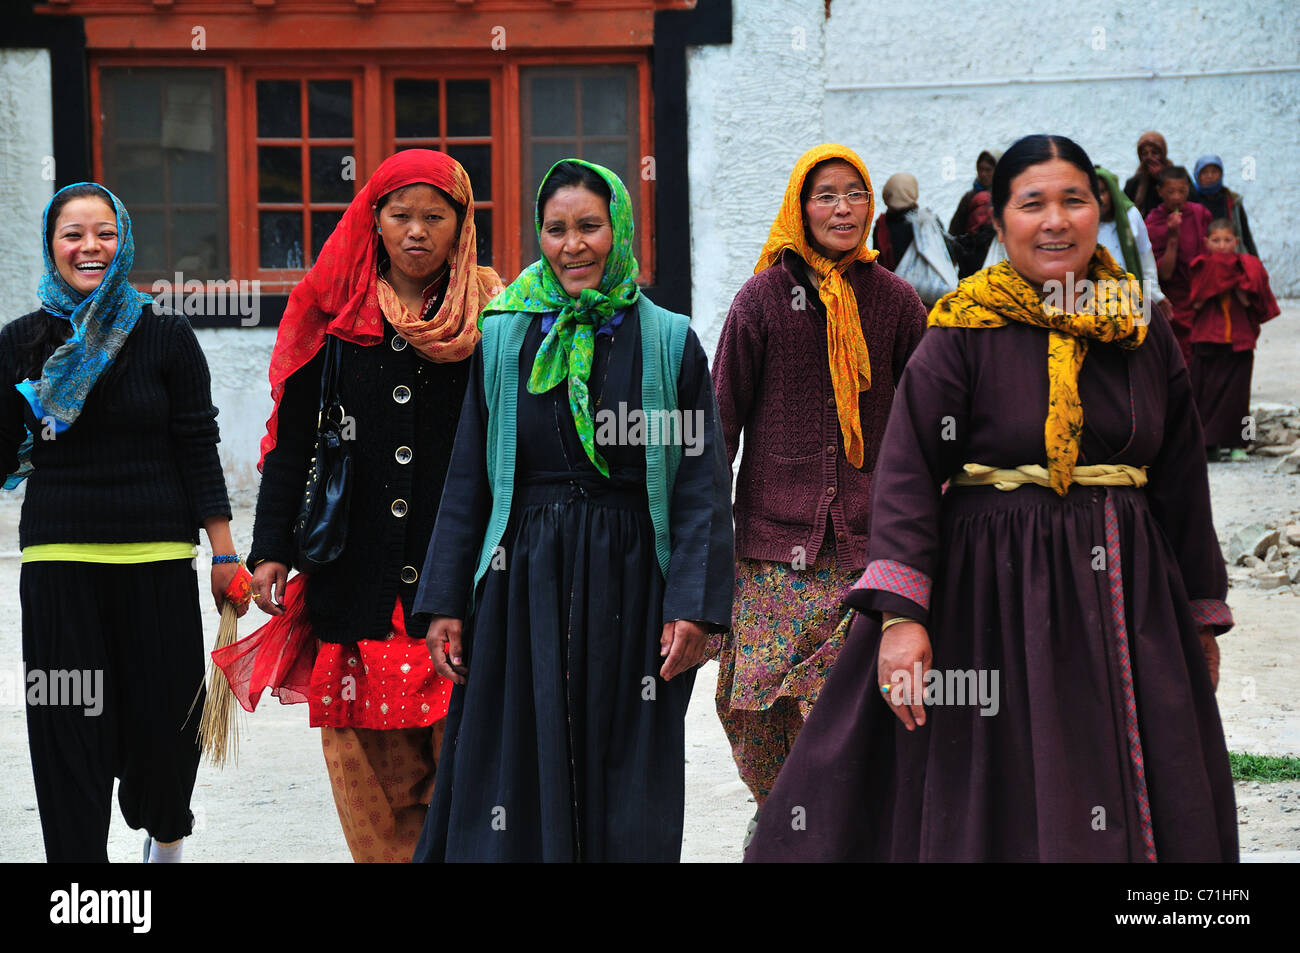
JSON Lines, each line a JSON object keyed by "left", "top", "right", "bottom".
{"left": 928, "top": 246, "right": 1147, "bottom": 496}
{"left": 756, "top": 144, "right": 879, "bottom": 469}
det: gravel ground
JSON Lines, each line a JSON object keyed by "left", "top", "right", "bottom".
{"left": 1, "top": 301, "right": 1296, "bottom": 863}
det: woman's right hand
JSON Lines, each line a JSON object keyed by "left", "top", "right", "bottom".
{"left": 251, "top": 561, "right": 289, "bottom": 616}
{"left": 426, "top": 616, "right": 468, "bottom": 685}
{"left": 875, "top": 615, "right": 933, "bottom": 731}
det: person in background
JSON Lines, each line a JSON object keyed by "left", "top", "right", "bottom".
{"left": 1094, "top": 165, "right": 1165, "bottom": 312}
{"left": 952, "top": 190, "right": 997, "bottom": 279}
{"left": 1188, "top": 219, "right": 1280, "bottom": 462}
{"left": 872, "top": 172, "right": 919, "bottom": 271}
{"left": 243, "top": 150, "right": 502, "bottom": 863}
{"left": 0, "top": 183, "right": 240, "bottom": 863}
{"left": 1192, "top": 155, "right": 1258, "bottom": 258}
{"left": 714, "top": 144, "right": 926, "bottom": 851}
{"left": 747, "top": 134, "right": 1236, "bottom": 863}
{"left": 1124, "top": 130, "right": 1173, "bottom": 218}
{"left": 948, "top": 149, "right": 999, "bottom": 235}
{"left": 1146, "top": 166, "right": 1211, "bottom": 365}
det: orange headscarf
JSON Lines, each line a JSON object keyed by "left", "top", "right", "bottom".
{"left": 259, "top": 149, "right": 502, "bottom": 468}
{"left": 755, "top": 144, "right": 878, "bottom": 468}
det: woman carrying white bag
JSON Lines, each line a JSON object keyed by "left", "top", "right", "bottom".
{"left": 872, "top": 173, "right": 959, "bottom": 306}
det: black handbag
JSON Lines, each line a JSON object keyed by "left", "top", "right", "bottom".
{"left": 293, "top": 334, "right": 354, "bottom": 570}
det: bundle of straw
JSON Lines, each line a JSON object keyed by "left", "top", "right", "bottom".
{"left": 197, "top": 600, "right": 243, "bottom": 767}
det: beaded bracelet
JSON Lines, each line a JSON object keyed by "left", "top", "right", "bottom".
{"left": 212, "top": 554, "right": 242, "bottom": 565}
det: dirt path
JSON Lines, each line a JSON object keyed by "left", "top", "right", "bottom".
{"left": 1, "top": 302, "right": 1297, "bottom": 862}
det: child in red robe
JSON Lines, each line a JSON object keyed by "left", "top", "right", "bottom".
{"left": 1189, "top": 219, "right": 1280, "bottom": 461}
{"left": 1146, "top": 166, "right": 1211, "bottom": 365}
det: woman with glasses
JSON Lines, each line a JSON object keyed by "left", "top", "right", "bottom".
{"left": 710, "top": 144, "right": 927, "bottom": 850}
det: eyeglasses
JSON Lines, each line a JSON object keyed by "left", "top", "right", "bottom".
{"left": 809, "top": 190, "right": 871, "bottom": 208}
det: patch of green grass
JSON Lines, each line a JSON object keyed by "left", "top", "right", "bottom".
{"left": 1230, "top": 752, "right": 1300, "bottom": 782}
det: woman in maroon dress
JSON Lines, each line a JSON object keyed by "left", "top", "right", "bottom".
{"left": 747, "top": 135, "right": 1237, "bottom": 863}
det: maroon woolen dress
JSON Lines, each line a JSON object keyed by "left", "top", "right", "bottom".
{"left": 746, "top": 307, "right": 1238, "bottom": 862}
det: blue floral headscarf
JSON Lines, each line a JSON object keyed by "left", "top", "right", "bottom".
{"left": 5, "top": 182, "right": 152, "bottom": 489}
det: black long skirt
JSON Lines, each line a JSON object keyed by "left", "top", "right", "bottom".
{"left": 414, "top": 482, "right": 696, "bottom": 862}
{"left": 746, "top": 484, "right": 1237, "bottom": 862}
{"left": 1191, "top": 344, "right": 1253, "bottom": 449}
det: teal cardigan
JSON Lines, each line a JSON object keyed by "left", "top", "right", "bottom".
{"left": 472, "top": 295, "right": 691, "bottom": 597}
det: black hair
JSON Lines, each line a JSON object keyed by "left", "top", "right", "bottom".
{"left": 1158, "top": 165, "right": 1191, "bottom": 186}
{"left": 372, "top": 182, "right": 466, "bottom": 274}
{"left": 1207, "top": 218, "right": 1236, "bottom": 235}
{"left": 991, "top": 135, "right": 1101, "bottom": 223}
{"left": 536, "top": 161, "right": 611, "bottom": 224}
{"left": 16, "top": 184, "right": 127, "bottom": 384}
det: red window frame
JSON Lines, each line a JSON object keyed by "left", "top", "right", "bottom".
{"left": 90, "top": 50, "right": 654, "bottom": 293}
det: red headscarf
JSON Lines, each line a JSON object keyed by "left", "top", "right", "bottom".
{"left": 966, "top": 191, "right": 993, "bottom": 233}
{"left": 258, "top": 149, "right": 502, "bottom": 468}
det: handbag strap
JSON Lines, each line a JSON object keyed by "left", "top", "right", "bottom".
{"left": 319, "top": 333, "right": 344, "bottom": 416}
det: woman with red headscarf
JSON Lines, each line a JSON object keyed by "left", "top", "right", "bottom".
{"left": 233, "top": 150, "right": 501, "bottom": 862}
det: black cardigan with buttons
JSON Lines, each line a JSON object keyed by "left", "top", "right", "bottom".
{"left": 249, "top": 318, "right": 469, "bottom": 643}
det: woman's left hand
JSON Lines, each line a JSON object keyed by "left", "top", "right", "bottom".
{"left": 660, "top": 619, "right": 709, "bottom": 681}
{"left": 210, "top": 561, "right": 246, "bottom": 616}
{"left": 1199, "top": 626, "right": 1220, "bottom": 690}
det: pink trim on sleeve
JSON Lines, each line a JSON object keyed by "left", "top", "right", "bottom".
{"left": 853, "top": 559, "right": 932, "bottom": 611}
{"left": 1190, "top": 598, "right": 1233, "bottom": 631}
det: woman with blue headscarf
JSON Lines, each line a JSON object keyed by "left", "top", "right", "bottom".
{"left": 1192, "top": 154, "right": 1259, "bottom": 258}
{"left": 0, "top": 183, "right": 240, "bottom": 863}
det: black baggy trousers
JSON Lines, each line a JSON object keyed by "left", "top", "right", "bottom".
{"left": 21, "top": 558, "right": 205, "bottom": 862}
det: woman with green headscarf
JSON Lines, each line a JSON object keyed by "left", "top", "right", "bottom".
{"left": 409, "top": 159, "right": 734, "bottom": 862}
{"left": 1096, "top": 165, "right": 1166, "bottom": 310}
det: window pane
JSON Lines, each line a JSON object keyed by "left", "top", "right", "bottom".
{"left": 583, "top": 142, "right": 632, "bottom": 185}
{"left": 581, "top": 75, "right": 630, "bottom": 137}
{"left": 260, "top": 211, "right": 304, "bottom": 269}
{"left": 110, "top": 73, "right": 163, "bottom": 140}
{"left": 113, "top": 146, "right": 166, "bottom": 205}
{"left": 446, "top": 80, "right": 490, "bottom": 137}
{"left": 131, "top": 210, "right": 167, "bottom": 274}
{"left": 257, "top": 80, "right": 300, "bottom": 138}
{"left": 395, "top": 79, "right": 440, "bottom": 138}
{"left": 530, "top": 76, "right": 575, "bottom": 137}
{"left": 311, "top": 210, "right": 344, "bottom": 260}
{"left": 168, "top": 149, "right": 218, "bottom": 205}
{"left": 173, "top": 210, "right": 222, "bottom": 273}
{"left": 449, "top": 145, "right": 491, "bottom": 202}
{"left": 259, "top": 147, "right": 302, "bottom": 203}
{"left": 473, "top": 210, "right": 492, "bottom": 269}
{"left": 310, "top": 147, "right": 354, "bottom": 204}
{"left": 101, "top": 67, "right": 227, "bottom": 279}
{"left": 309, "top": 80, "right": 352, "bottom": 139}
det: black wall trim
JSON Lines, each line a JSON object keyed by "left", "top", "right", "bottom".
{"left": 9, "top": 2, "right": 90, "bottom": 189}
{"left": 646, "top": 0, "right": 733, "bottom": 317}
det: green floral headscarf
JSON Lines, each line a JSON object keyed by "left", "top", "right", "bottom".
{"left": 484, "top": 158, "right": 640, "bottom": 476}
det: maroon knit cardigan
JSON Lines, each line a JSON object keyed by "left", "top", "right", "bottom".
{"left": 712, "top": 250, "right": 927, "bottom": 570}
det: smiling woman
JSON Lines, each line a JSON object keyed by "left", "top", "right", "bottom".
{"left": 748, "top": 135, "right": 1239, "bottom": 863}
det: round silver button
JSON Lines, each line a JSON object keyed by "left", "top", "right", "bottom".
{"left": 400, "top": 565, "right": 418, "bottom": 584}
{"left": 391, "top": 499, "right": 408, "bottom": 518}
{"left": 392, "top": 385, "right": 411, "bottom": 404}
{"left": 395, "top": 446, "right": 413, "bottom": 465}
{"left": 391, "top": 335, "right": 409, "bottom": 352}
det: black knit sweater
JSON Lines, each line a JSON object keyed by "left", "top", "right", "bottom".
{"left": 0, "top": 307, "right": 232, "bottom": 548}
{"left": 249, "top": 319, "right": 469, "bottom": 644}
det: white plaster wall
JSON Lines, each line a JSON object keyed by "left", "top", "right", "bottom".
{"left": 822, "top": 0, "right": 1300, "bottom": 292}
{"left": 686, "top": 0, "right": 828, "bottom": 354}
{"left": 197, "top": 328, "right": 277, "bottom": 507}
{"left": 0, "top": 50, "right": 53, "bottom": 321}
{"left": 685, "top": 0, "right": 1300, "bottom": 341}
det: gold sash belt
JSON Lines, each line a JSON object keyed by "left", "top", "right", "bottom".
{"left": 950, "top": 463, "right": 1148, "bottom": 492}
